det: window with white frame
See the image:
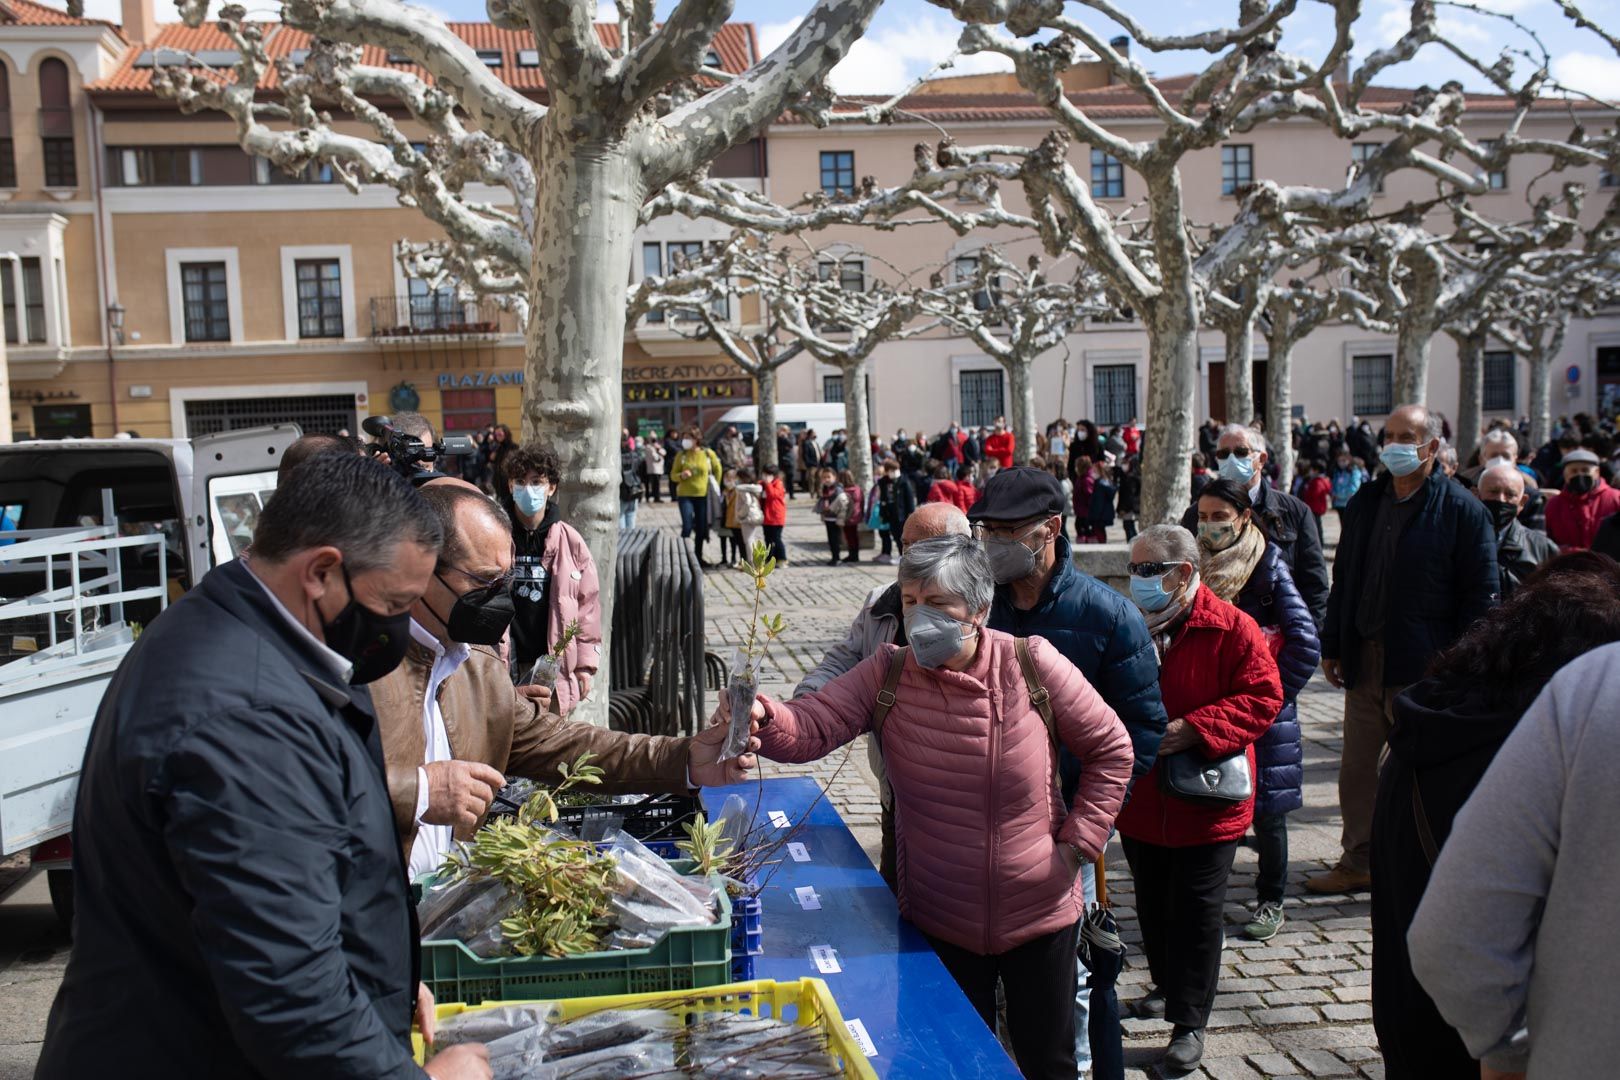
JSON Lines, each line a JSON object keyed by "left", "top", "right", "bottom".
{"left": 295, "top": 259, "right": 344, "bottom": 338}
{"left": 1092, "top": 364, "right": 1137, "bottom": 427}
{"left": 181, "top": 262, "right": 231, "bottom": 342}
{"left": 817, "top": 257, "right": 865, "bottom": 293}
{"left": 822, "top": 374, "right": 844, "bottom": 403}
{"left": 642, "top": 240, "right": 728, "bottom": 323}
{"left": 953, "top": 254, "right": 1002, "bottom": 314}
{"left": 1352, "top": 353, "right": 1393, "bottom": 415}
{"left": 407, "top": 277, "right": 463, "bottom": 331}
{"left": 1481, "top": 139, "right": 1508, "bottom": 190}
{"left": 1, "top": 256, "right": 45, "bottom": 344}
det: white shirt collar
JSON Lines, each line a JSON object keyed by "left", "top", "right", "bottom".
{"left": 409, "top": 618, "right": 470, "bottom": 674}
{"left": 244, "top": 561, "right": 353, "bottom": 683}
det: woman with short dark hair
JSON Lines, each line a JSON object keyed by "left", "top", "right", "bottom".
{"left": 1371, "top": 552, "right": 1620, "bottom": 1079}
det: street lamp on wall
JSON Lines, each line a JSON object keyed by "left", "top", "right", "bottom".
{"left": 107, "top": 302, "right": 126, "bottom": 345}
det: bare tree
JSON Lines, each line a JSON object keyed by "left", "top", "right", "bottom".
{"left": 917, "top": 249, "right": 1109, "bottom": 460}
{"left": 156, "top": 0, "right": 882, "bottom": 722}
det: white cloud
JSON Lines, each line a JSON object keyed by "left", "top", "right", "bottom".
{"left": 758, "top": 12, "right": 1009, "bottom": 96}
{"left": 1551, "top": 50, "right": 1620, "bottom": 102}
{"left": 595, "top": 0, "right": 619, "bottom": 23}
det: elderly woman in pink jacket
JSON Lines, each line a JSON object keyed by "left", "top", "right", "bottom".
{"left": 729, "top": 533, "right": 1132, "bottom": 1080}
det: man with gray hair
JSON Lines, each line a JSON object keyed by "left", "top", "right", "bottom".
{"left": 1180, "top": 422, "right": 1328, "bottom": 627}
{"left": 1476, "top": 462, "right": 1558, "bottom": 597}
{"left": 1457, "top": 427, "right": 1522, "bottom": 489}
{"left": 39, "top": 454, "right": 493, "bottom": 1079}
{"left": 1311, "top": 403, "right": 1498, "bottom": 895}
{"left": 794, "top": 501, "right": 974, "bottom": 889}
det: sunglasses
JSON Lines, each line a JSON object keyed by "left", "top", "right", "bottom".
{"left": 1214, "top": 446, "right": 1253, "bottom": 460}
{"left": 440, "top": 563, "right": 515, "bottom": 596}
{"left": 1127, "top": 561, "right": 1176, "bottom": 578}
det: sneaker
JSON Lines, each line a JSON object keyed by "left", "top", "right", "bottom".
{"left": 1305, "top": 864, "right": 1372, "bottom": 895}
{"left": 873, "top": 554, "right": 896, "bottom": 565}
{"left": 1163, "top": 1026, "right": 1205, "bottom": 1071}
{"left": 1126, "top": 990, "right": 1166, "bottom": 1020}
{"left": 1244, "top": 901, "right": 1286, "bottom": 941}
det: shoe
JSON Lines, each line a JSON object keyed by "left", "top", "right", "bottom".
{"left": 698, "top": 559, "right": 715, "bottom": 569}
{"left": 843, "top": 555, "right": 859, "bottom": 563}
{"left": 1244, "top": 901, "right": 1286, "bottom": 941}
{"left": 1126, "top": 990, "right": 1166, "bottom": 1020}
{"left": 1163, "top": 1026, "right": 1205, "bottom": 1071}
{"left": 873, "top": 554, "right": 896, "bottom": 565}
{"left": 828, "top": 558, "right": 841, "bottom": 567}
{"left": 1305, "top": 864, "right": 1372, "bottom": 895}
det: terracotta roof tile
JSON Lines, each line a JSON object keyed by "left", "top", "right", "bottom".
{"left": 87, "top": 20, "right": 754, "bottom": 95}
{"left": 0, "top": 0, "right": 119, "bottom": 32}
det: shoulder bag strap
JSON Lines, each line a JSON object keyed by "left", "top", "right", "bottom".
{"left": 870, "top": 647, "right": 909, "bottom": 753}
{"left": 1015, "top": 637, "right": 1061, "bottom": 792}
{"left": 1412, "top": 778, "right": 1441, "bottom": 867}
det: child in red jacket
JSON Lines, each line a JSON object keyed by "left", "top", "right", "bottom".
{"left": 761, "top": 465, "right": 789, "bottom": 565}
{"left": 1301, "top": 461, "right": 1332, "bottom": 543}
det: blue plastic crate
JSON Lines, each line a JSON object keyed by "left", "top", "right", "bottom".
{"left": 731, "top": 893, "right": 764, "bottom": 982}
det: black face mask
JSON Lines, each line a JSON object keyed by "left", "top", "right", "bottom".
{"left": 1485, "top": 498, "right": 1521, "bottom": 532}
{"left": 1567, "top": 474, "right": 1597, "bottom": 495}
{"left": 320, "top": 564, "right": 412, "bottom": 685}
{"left": 430, "top": 574, "right": 516, "bottom": 647}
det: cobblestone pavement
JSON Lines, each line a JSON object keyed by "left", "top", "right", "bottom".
{"left": 640, "top": 497, "right": 1384, "bottom": 1079}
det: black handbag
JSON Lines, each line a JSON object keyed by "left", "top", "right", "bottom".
{"left": 1158, "top": 748, "right": 1253, "bottom": 806}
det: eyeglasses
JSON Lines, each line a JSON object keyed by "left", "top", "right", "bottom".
{"left": 440, "top": 563, "right": 514, "bottom": 595}
{"left": 1127, "top": 561, "right": 1174, "bottom": 578}
{"left": 973, "top": 520, "right": 1048, "bottom": 544}
{"left": 1214, "top": 446, "right": 1253, "bottom": 460}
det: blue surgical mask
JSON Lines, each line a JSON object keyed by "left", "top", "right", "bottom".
{"left": 513, "top": 483, "right": 548, "bottom": 517}
{"left": 1217, "top": 452, "right": 1256, "bottom": 485}
{"left": 1379, "top": 442, "right": 1424, "bottom": 478}
{"left": 904, "top": 604, "right": 976, "bottom": 669}
{"left": 1129, "top": 570, "right": 1176, "bottom": 613}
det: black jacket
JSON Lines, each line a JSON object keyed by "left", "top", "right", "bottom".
{"left": 37, "top": 559, "right": 422, "bottom": 1079}
{"left": 1321, "top": 470, "right": 1500, "bottom": 689}
{"left": 1181, "top": 481, "right": 1330, "bottom": 628}
{"left": 1371, "top": 679, "right": 1522, "bottom": 1079}
{"left": 1593, "top": 511, "right": 1620, "bottom": 563}
{"left": 877, "top": 473, "right": 916, "bottom": 531}
{"left": 1496, "top": 519, "right": 1558, "bottom": 598}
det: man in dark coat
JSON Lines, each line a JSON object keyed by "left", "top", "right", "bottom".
{"left": 775, "top": 427, "right": 797, "bottom": 499}
{"left": 1180, "top": 425, "right": 1330, "bottom": 628}
{"left": 798, "top": 430, "right": 823, "bottom": 496}
{"left": 1310, "top": 404, "right": 1499, "bottom": 895}
{"left": 36, "top": 454, "right": 488, "bottom": 1080}
{"left": 968, "top": 467, "right": 1169, "bottom": 1074}
{"left": 1476, "top": 462, "right": 1558, "bottom": 597}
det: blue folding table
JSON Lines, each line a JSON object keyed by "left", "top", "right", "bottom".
{"left": 703, "top": 777, "right": 1022, "bottom": 1079}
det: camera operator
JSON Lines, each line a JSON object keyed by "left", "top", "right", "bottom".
{"left": 38, "top": 454, "right": 490, "bottom": 1080}
{"left": 370, "top": 480, "right": 760, "bottom": 880}
{"left": 386, "top": 412, "right": 438, "bottom": 473}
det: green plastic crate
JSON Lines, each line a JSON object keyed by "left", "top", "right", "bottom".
{"left": 420, "top": 870, "right": 732, "bottom": 1004}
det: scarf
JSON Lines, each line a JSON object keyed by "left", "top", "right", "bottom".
{"left": 1144, "top": 568, "right": 1201, "bottom": 661}
{"left": 1200, "top": 523, "right": 1265, "bottom": 604}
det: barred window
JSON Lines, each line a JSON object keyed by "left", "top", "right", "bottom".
{"left": 1352, "top": 353, "right": 1393, "bottom": 415}
{"left": 1483, "top": 350, "right": 1516, "bottom": 412}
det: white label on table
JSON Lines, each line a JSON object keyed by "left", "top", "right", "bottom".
{"left": 787, "top": 841, "right": 810, "bottom": 862}
{"left": 768, "top": 810, "right": 791, "bottom": 829}
{"left": 844, "top": 1018, "right": 878, "bottom": 1058}
{"left": 808, "top": 944, "right": 841, "bottom": 974}
{"left": 794, "top": 885, "right": 822, "bottom": 911}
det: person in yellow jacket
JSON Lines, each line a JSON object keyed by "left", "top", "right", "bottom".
{"left": 671, "top": 427, "right": 723, "bottom": 566}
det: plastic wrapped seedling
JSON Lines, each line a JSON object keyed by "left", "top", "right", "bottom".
{"left": 723, "top": 541, "right": 784, "bottom": 761}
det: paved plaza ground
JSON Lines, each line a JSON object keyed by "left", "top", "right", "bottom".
{"left": 0, "top": 495, "right": 1381, "bottom": 1080}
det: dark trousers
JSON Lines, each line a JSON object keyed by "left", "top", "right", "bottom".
{"left": 1121, "top": 836, "right": 1239, "bottom": 1029}
{"left": 1252, "top": 812, "right": 1289, "bottom": 905}
{"left": 1122, "top": 518, "right": 1138, "bottom": 541}
{"left": 878, "top": 528, "right": 894, "bottom": 556}
{"left": 842, "top": 522, "right": 860, "bottom": 560}
{"left": 763, "top": 524, "right": 788, "bottom": 563}
{"left": 645, "top": 473, "right": 663, "bottom": 501}
{"left": 926, "top": 920, "right": 1080, "bottom": 1080}
{"left": 782, "top": 468, "right": 796, "bottom": 499}
{"left": 823, "top": 521, "right": 843, "bottom": 562}
{"left": 678, "top": 496, "right": 709, "bottom": 552}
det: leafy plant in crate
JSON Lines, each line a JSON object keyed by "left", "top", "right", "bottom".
{"left": 725, "top": 540, "right": 785, "bottom": 761}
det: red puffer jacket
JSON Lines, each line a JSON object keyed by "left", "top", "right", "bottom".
{"left": 1115, "top": 584, "right": 1283, "bottom": 848}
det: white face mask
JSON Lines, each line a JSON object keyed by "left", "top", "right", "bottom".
{"left": 1485, "top": 454, "right": 1513, "bottom": 470}
{"left": 681, "top": 438, "right": 695, "bottom": 450}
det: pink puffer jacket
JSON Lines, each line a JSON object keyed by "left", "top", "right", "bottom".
{"left": 758, "top": 630, "right": 1132, "bottom": 955}
{"left": 541, "top": 520, "right": 601, "bottom": 716}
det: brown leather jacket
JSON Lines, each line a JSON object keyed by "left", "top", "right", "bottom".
{"left": 371, "top": 637, "right": 691, "bottom": 861}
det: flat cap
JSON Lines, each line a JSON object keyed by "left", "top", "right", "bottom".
{"left": 967, "top": 466, "right": 1066, "bottom": 522}
{"left": 1560, "top": 448, "right": 1600, "bottom": 467}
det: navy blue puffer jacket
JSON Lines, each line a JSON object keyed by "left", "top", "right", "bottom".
{"left": 1234, "top": 541, "right": 1321, "bottom": 816}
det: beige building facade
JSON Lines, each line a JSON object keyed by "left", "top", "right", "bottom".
{"left": 2, "top": 0, "right": 1617, "bottom": 447}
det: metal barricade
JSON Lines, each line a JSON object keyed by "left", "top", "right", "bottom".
{"left": 607, "top": 528, "right": 705, "bottom": 737}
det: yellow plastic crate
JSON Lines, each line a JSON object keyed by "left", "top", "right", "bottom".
{"left": 415, "top": 977, "right": 878, "bottom": 1079}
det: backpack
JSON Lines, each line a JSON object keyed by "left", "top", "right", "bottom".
{"left": 619, "top": 451, "right": 644, "bottom": 502}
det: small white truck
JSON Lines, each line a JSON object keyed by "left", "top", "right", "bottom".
{"left": 0, "top": 426, "right": 299, "bottom": 923}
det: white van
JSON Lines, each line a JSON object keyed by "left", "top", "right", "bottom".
{"left": 703, "top": 403, "right": 847, "bottom": 447}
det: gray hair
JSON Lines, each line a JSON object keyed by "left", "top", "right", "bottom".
{"left": 1217, "top": 422, "right": 1268, "bottom": 455}
{"left": 1438, "top": 442, "right": 1459, "bottom": 471}
{"left": 1393, "top": 403, "right": 1445, "bottom": 443}
{"left": 1481, "top": 429, "right": 1519, "bottom": 456}
{"left": 255, "top": 453, "right": 443, "bottom": 573}
{"left": 1133, "top": 523, "right": 1199, "bottom": 567}
{"left": 898, "top": 534, "right": 994, "bottom": 613}
{"left": 391, "top": 411, "right": 436, "bottom": 442}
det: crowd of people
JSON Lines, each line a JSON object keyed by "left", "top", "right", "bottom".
{"left": 30, "top": 397, "right": 1620, "bottom": 1080}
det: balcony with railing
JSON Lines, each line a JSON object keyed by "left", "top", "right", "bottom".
{"left": 368, "top": 294, "right": 519, "bottom": 339}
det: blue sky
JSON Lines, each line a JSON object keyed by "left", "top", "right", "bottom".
{"left": 97, "top": 0, "right": 1620, "bottom": 100}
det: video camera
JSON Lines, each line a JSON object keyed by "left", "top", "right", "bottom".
{"left": 362, "top": 415, "right": 477, "bottom": 485}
